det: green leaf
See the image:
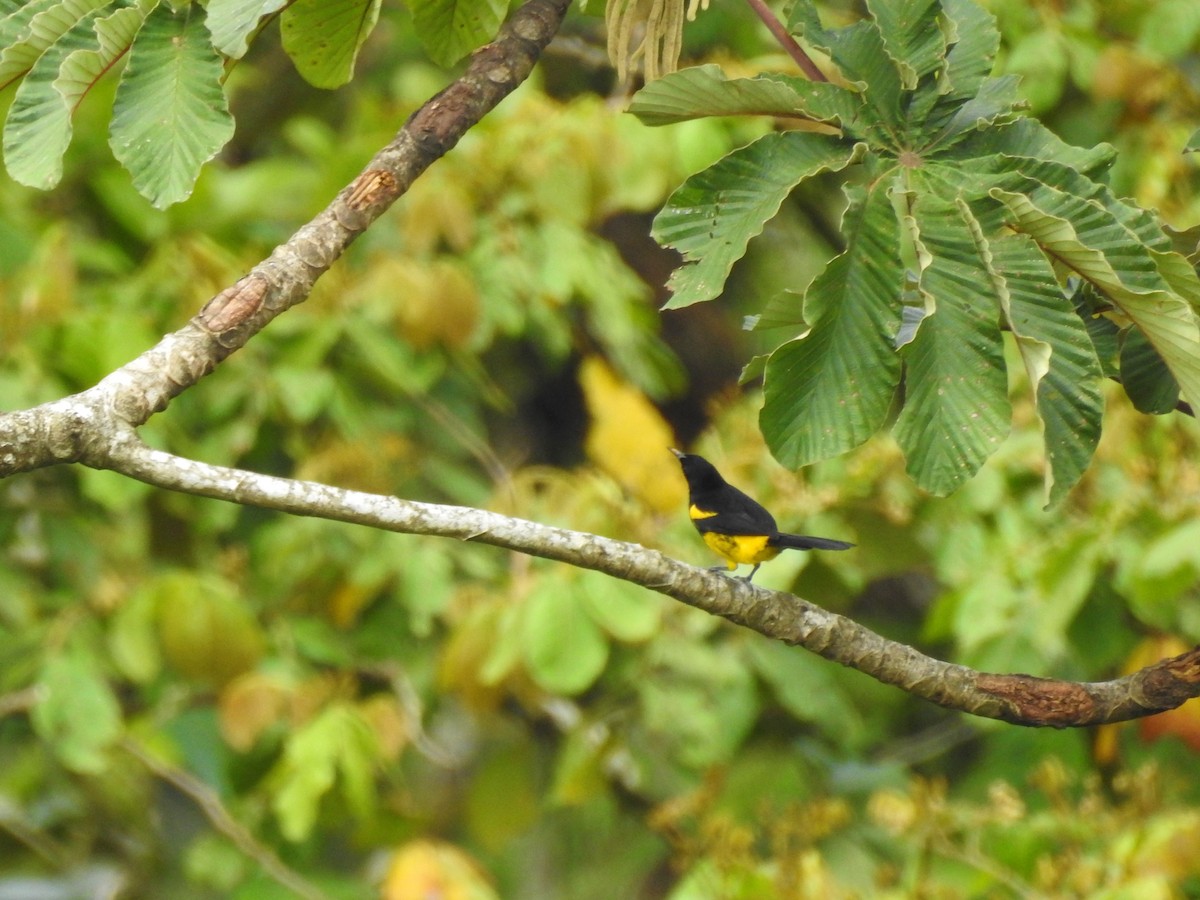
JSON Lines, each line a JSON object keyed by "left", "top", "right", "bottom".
{"left": 407, "top": 0, "right": 505, "bottom": 68}
{"left": 0, "top": 0, "right": 108, "bottom": 88}
{"left": 928, "top": 74, "right": 1022, "bottom": 148}
{"left": 1187, "top": 127, "right": 1200, "bottom": 154}
{"left": 628, "top": 64, "right": 863, "bottom": 129}
{"left": 57, "top": 4, "right": 154, "bottom": 117}
{"left": 334, "top": 710, "right": 378, "bottom": 821}
{"left": 1003, "top": 28, "right": 1068, "bottom": 113}
{"left": 579, "top": 573, "right": 661, "bottom": 643}
{"left": 744, "top": 289, "right": 807, "bottom": 336}
{"left": 551, "top": 725, "right": 608, "bottom": 805}
{"left": 32, "top": 654, "right": 122, "bottom": 774}
{"left": 938, "top": 0, "right": 1000, "bottom": 100}
{"left": 1152, "top": 243, "right": 1200, "bottom": 315}
{"left": 207, "top": 0, "right": 288, "bottom": 58}
{"left": 108, "top": 581, "right": 163, "bottom": 684}
{"left": 865, "top": 0, "right": 943, "bottom": 90}
{"left": 788, "top": 3, "right": 903, "bottom": 136}
{"left": 1006, "top": 159, "right": 1170, "bottom": 251}
{"left": 1142, "top": 521, "right": 1200, "bottom": 577}
{"left": 979, "top": 229, "right": 1103, "bottom": 505}
{"left": 2, "top": 3, "right": 108, "bottom": 190}
{"left": 0, "top": 0, "right": 59, "bottom": 63}
{"left": 281, "top": 0, "right": 382, "bottom": 88}
{"left": 761, "top": 181, "right": 903, "bottom": 468}
{"left": 1120, "top": 327, "right": 1180, "bottom": 414}
{"left": 270, "top": 705, "right": 376, "bottom": 842}
{"left": 1121, "top": 522, "right": 1200, "bottom": 628}
{"left": 946, "top": 118, "right": 1115, "bottom": 179}
{"left": 479, "top": 605, "right": 523, "bottom": 685}
{"left": 654, "top": 132, "right": 861, "bottom": 309}
{"left": 469, "top": 745, "right": 540, "bottom": 842}
{"left": 990, "top": 181, "right": 1200, "bottom": 412}
{"left": 746, "top": 639, "right": 867, "bottom": 748}
{"left": 1137, "top": 0, "right": 1200, "bottom": 61}
{"left": 893, "top": 197, "right": 1010, "bottom": 495}
{"left": 1074, "top": 288, "right": 1121, "bottom": 377}
{"left": 638, "top": 639, "right": 759, "bottom": 769}
{"left": 523, "top": 584, "right": 609, "bottom": 695}
{"left": 110, "top": 4, "right": 235, "bottom": 208}
{"left": 154, "top": 570, "right": 265, "bottom": 687}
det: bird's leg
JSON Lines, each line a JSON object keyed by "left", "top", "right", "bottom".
{"left": 740, "top": 563, "right": 761, "bottom": 583}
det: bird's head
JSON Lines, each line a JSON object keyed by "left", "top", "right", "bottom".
{"left": 670, "top": 449, "right": 727, "bottom": 492}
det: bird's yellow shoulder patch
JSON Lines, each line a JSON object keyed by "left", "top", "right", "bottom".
{"left": 689, "top": 504, "right": 718, "bottom": 520}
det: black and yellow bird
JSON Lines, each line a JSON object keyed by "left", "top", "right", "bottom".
{"left": 672, "top": 449, "right": 854, "bottom": 581}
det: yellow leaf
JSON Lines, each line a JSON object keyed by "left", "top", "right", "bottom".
{"left": 1096, "top": 634, "right": 1200, "bottom": 766}
{"left": 382, "top": 840, "right": 498, "bottom": 900}
{"left": 218, "top": 672, "right": 289, "bottom": 752}
{"left": 579, "top": 355, "right": 685, "bottom": 515}
{"left": 357, "top": 694, "right": 409, "bottom": 762}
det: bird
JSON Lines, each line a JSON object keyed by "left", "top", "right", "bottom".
{"left": 671, "top": 449, "right": 854, "bottom": 582}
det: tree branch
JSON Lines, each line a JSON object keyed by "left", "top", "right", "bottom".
{"left": 1, "top": 0, "right": 1194, "bottom": 733}
{"left": 0, "top": 0, "right": 572, "bottom": 476}
{"left": 100, "top": 434, "right": 1200, "bottom": 729}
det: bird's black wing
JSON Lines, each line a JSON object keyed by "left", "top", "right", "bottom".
{"left": 690, "top": 485, "right": 779, "bottom": 536}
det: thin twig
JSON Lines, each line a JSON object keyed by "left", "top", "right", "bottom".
{"left": 121, "top": 738, "right": 331, "bottom": 900}
{"left": 0, "top": 797, "right": 69, "bottom": 867}
{"left": 743, "top": 0, "right": 827, "bottom": 82}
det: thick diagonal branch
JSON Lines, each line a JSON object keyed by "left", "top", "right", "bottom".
{"left": 105, "top": 435, "right": 1200, "bottom": 729}
{"left": 0, "top": 0, "right": 572, "bottom": 476}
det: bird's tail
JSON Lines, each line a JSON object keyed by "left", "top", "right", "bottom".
{"left": 770, "top": 532, "right": 855, "bottom": 551}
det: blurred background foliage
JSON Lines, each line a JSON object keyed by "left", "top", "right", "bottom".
{"left": 2, "top": 0, "right": 1200, "bottom": 897}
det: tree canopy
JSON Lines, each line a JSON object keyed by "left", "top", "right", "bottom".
{"left": 2, "top": 0, "right": 1200, "bottom": 896}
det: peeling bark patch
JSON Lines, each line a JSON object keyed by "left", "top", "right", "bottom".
{"left": 976, "top": 673, "right": 1096, "bottom": 726}
{"left": 198, "top": 276, "right": 270, "bottom": 334}
{"left": 1139, "top": 646, "right": 1200, "bottom": 709}
{"left": 1163, "top": 646, "right": 1200, "bottom": 682}
{"left": 346, "top": 170, "right": 398, "bottom": 211}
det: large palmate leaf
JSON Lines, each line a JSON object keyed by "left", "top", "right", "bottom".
{"left": 760, "top": 182, "right": 903, "bottom": 468}
{"left": 653, "top": 132, "right": 863, "bottom": 309}
{"left": 976, "top": 229, "right": 1103, "bottom": 505}
{"left": 989, "top": 182, "right": 1200, "bottom": 412}
{"left": 867, "top": 0, "right": 945, "bottom": 90}
{"left": 629, "top": 63, "right": 864, "bottom": 130}
{"left": 893, "top": 197, "right": 1010, "bottom": 494}
{"left": 634, "top": 0, "right": 1200, "bottom": 501}
{"left": 788, "top": 2, "right": 907, "bottom": 133}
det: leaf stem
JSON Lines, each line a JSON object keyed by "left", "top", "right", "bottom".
{"left": 743, "top": 0, "right": 827, "bottom": 82}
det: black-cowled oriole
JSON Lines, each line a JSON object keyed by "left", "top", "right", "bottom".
{"left": 672, "top": 449, "right": 854, "bottom": 581}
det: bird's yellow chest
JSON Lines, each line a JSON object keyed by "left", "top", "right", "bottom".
{"left": 701, "top": 531, "right": 779, "bottom": 568}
